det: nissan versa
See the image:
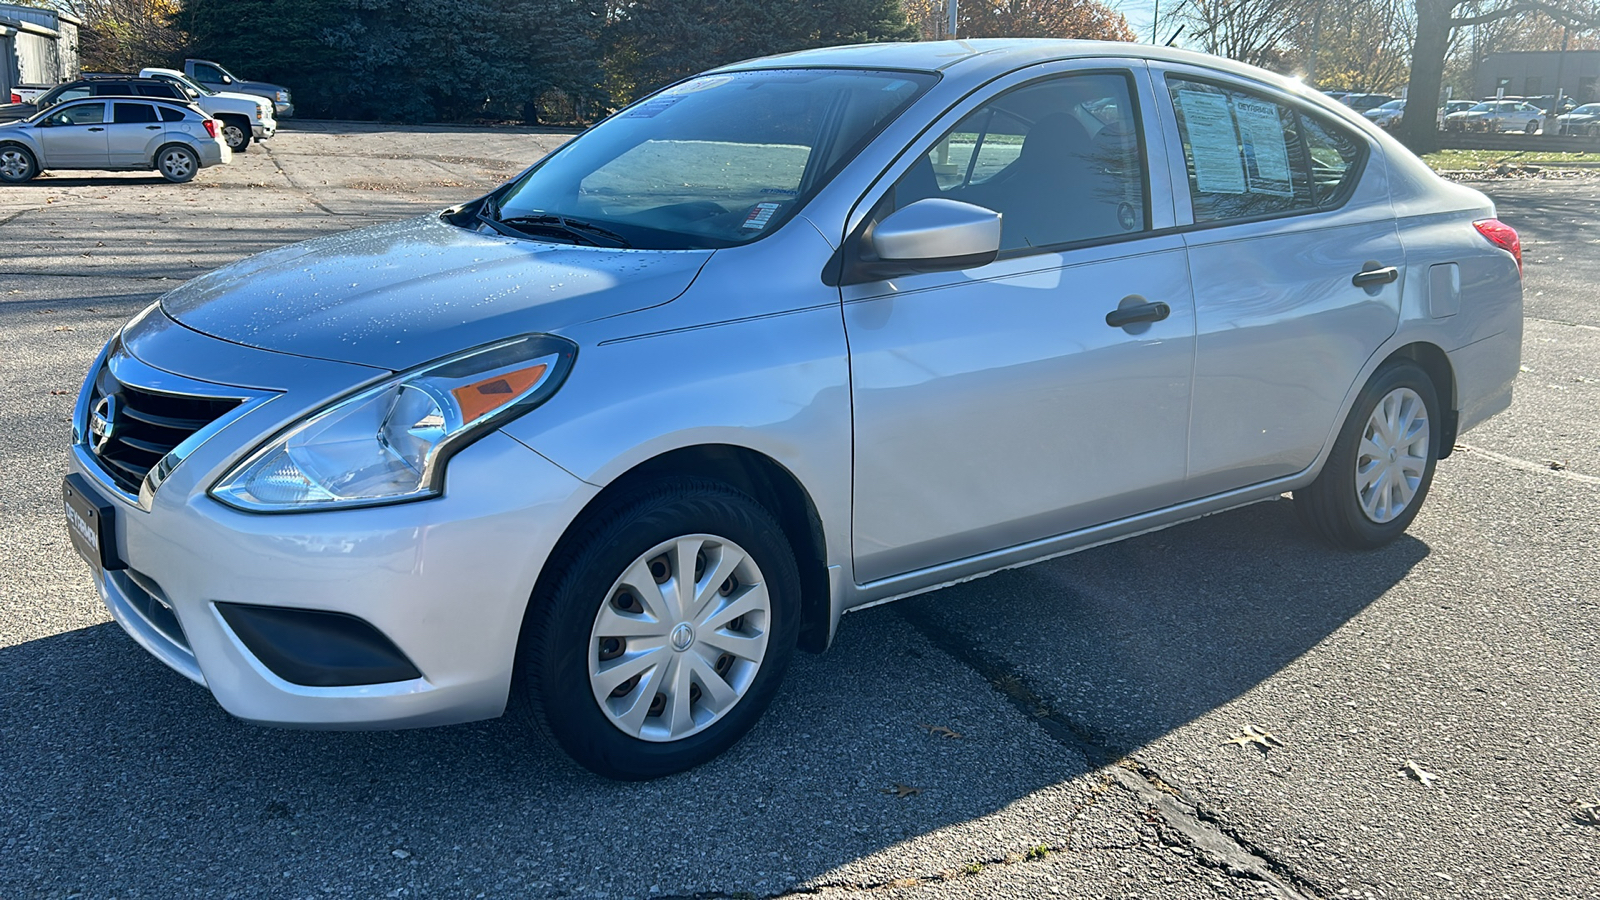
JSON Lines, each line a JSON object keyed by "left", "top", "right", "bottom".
{"left": 65, "top": 41, "right": 1522, "bottom": 779}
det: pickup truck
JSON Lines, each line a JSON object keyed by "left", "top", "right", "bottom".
{"left": 140, "top": 67, "right": 276, "bottom": 151}
{"left": 183, "top": 60, "right": 293, "bottom": 118}
{"left": 7, "top": 86, "right": 48, "bottom": 105}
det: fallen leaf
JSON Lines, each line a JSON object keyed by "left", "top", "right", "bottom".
{"left": 53, "top": 326, "right": 73, "bottom": 332}
{"left": 1224, "top": 724, "right": 1285, "bottom": 752}
{"left": 1402, "top": 760, "right": 1438, "bottom": 787}
{"left": 1571, "top": 800, "right": 1600, "bottom": 827}
{"left": 49, "top": 389, "right": 69, "bottom": 395}
{"left": 881, "top": 783, "right": 922, "bottom": 799}
{"left": 918, "top": 722, "right": 962, "bottom": 740}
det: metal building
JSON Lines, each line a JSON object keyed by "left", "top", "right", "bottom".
{"left": 1476, "top": 50, "right": 1600, "bottom": 104}
{"left": 0, "top": 3, "right": 80, "bottom": 99}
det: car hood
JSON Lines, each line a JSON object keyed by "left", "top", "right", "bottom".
{"left": 161, "top": 215, "right": 713, "bottom": 371}
{"left": 212, "top": 89, "right": 271, "bottom": 109}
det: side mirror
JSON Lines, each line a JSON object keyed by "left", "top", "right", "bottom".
{"left": 220, "top": 74, "right": 233, "bottom": 85}
{"left": 842, "top": 198, "right": 1001, "bottom": 284}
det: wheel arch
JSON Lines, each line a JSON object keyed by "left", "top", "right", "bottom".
{"left": 537, "top": 443, "right": 834, "bottom": 655}
{"left": 150, "top": 140, "right": 196, "bottom": 166}
{"left": 1381, "top": 341, "right": 1458, "bottom": 458}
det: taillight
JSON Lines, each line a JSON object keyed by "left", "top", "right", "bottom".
{"left": 8, "top": 92, "right": 18, "bottom": 104}
{"left": 1474, "top": 218, "right": 1522, "bottom": 274}
{"left": 202, "top": 119, "right": 217, "bottom": 138}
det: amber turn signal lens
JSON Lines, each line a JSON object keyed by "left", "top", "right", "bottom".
{"left": 450, "top": 363, "right": 548, "bottom": 422}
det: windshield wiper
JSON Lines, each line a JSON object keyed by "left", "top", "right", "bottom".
{"left": 496, "top": 214, "right": 631, "bottom": 249}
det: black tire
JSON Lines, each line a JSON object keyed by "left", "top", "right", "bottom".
{"left": 1525, "top": 120, "right": 1539, "bottom": 134}
{"left": 155, "top": 144, "right": 199, "bottom": 183}
{"left": 0, "top": 143, "right": 38, "bottom": 183}
{"left": 220, "top": 117, "right": 251, "bottom": 152}
{"left": 515, "top": 478, "right": 801, "bottom": 780}
{"left": 1294, "top": 361, "right": 1442, "bottom": 550}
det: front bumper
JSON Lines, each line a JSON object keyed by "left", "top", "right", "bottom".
{"left": 68, "top": 321, "right": 597, "bottom": 728}
{"left": 252, "top": 121, "right": 277, "bottom": 140}
{"left": 273, "top": 101, "right": 294, "bottom": 118}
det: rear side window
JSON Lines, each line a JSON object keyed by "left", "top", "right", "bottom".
{"left": 1167, "top": 78, "right": 1365, "bottom": 225}
{"left": 114, "top": 102, "right": 158, "bottom": 124}
{"left": 159, "top": 107, "right": 187, "bottom": 122}
{"left": 134, "top": 83, "right": 180, "bottom": 99}
{"left": 95, "top": 82, "right": 134, "bottom": 96}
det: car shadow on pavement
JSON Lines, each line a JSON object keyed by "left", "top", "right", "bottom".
{"left": 0, "top": 499, "right": 1424, "bottom": 898}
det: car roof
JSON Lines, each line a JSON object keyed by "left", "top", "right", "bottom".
{"left": 52, "top": 95, "right": 205, "bottom": 112}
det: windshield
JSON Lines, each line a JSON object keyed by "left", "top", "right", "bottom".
{"left": 488, "top": 68, "right": 937, "bottom": 250}
{"left": 1379, "top": 100, "right": 1405, "bottom": 110}
{"left": 1574, "top": 105, "right": 1600, "bottom": 115}
{"left": 161, "top": 72, "right": 212, "bottom": 97}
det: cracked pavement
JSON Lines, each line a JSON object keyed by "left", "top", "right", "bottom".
{"left": 2, "top": 127, "right": 1597, "bottom": 899}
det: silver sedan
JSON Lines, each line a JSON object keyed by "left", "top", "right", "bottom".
{"left": 0, "top": 96, "right": 229, "bottom": 184}
{"left": 64, "top": 40, "right": 1522, "bottom": 779}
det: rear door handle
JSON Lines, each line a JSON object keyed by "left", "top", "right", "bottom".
{"left": 1352, "top": 265, "right": 1399, "bottom": 287}
{"left": 1105, "top": 301, "right": 1171, "bottom": 329}
{"left": 87, "top": 127, "right": 104, "bottom": 132}
{"left": 145, "top": 125, "right": 161, "bottom": 130}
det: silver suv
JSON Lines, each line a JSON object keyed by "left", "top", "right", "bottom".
{"left": 64, "top": 41, "right": 1522, "bottom": 779}
{"left": 0, "top": 97, "right": 229, "bottom": 183}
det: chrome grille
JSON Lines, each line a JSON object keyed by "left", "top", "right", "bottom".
{"left": 84, "top": 361, "right": 240, "bottom": 495}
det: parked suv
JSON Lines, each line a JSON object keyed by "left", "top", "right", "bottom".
{"left": 0, "top": 76, "right": 187, "bottom": 124}
{"left": 140, "top": 67, "right": 275, "bottom": 151}
{"left": 0, "top": 97, "right": 229, "bottom": 183}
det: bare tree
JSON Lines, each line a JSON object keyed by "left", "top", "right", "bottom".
{"left": 901, "top": 0, "right": 1136, "bottom": 41}
{"left": 1171, "top": 0, "right": 1301, "bottom": 68}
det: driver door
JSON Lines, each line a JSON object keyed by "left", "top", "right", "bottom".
{"left": 843, "top": 64, "right": 1197, "bottom": 584}
{"left": 36, "top": 101, "right": 109, "bottom": 168}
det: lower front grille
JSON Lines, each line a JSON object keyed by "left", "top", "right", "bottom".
{"left": 111, "top": 568, "right": 189, "bottom": 651}
{"left": 84, "top": 358, "right": 240, "bottom": 495}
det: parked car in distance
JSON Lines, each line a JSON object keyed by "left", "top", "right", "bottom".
{"left": 0, "top": 97, "right": 229, "bottom": 183}
{"left": 65, "top": 40, "right": 1522, "bottom": 780}
{"left": 1554, "top": 103, "right": 1600, "bottom": 136}
{"left": 1363, "top": 98, "right": 1405, "bottom": 129}
{"left": 1341, "top": 92, "right": 1395, "bottom": 111}
{"left": 1528, "top": 94, "right": 1577, "bottom": 116}
{"left": 0, "top": 75, "right": 187, "bottom": 124}
{"left": 139, "top": 67, "right": 275, "bottom": 151}
{"left": 1438, "top": 99, "right": 1476, "bottom": 128}
{"left": 184, "top": 59, "right": 292, "bottom": 118}
{"left": 1444, "top": 100, "right": 1543, "bottom": 133}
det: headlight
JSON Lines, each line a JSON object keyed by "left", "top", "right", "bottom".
{"left": 211, "top": 334, "right": 576, "bottom": 512}
{"left": 276, "top": 89, "right": 290, "bottom": 102}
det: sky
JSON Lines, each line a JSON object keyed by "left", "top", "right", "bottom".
{"left": 1109, "top": 0, "right": 1165, "bottom": 45}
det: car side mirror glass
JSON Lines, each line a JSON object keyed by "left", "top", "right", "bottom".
{"left": 220, "top": 75, "right": 232, "bottom": 85}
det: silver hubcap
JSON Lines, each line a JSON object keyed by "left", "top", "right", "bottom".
{"left": 0, "top": 149, "right": 29, "bottom": 178}
{"left": 160, "top": 150, "right": 194, "bottom": 178}
{"left": 223, "top": 124, "right": 244, "bottom": 147}
{"left": 1356, "top": 387, "right": 1430, "bottom": 523}
{"left": 589, "top": 534, "right": 770, "bottom": 742}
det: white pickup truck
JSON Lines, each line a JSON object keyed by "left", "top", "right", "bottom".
{"left": 8, "top": 85, "right": 47, "bottom": 104}
{"left": 139, "top": 67, "right": 276, "bottom": 152}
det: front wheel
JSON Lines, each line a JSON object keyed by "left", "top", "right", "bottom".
{"left": 1525, "top": 120, "right": 1540, "bottom": 134}
{"left": 220, "top": 118, "right": 251, "bottom": 152}
{"left": 0, "top": 144, "right": 38, "bottom": 183}
{"left": 515, "top": 479, "right": 800, "bottom": 780}
{"left": 1295, "top": 361, "right": 1441, "bottom": 550}
{"left": 156, "top": 145, "right": 199, "bottom": 183}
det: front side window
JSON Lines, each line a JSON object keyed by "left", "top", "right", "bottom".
{"left": 1168, "top": 78, "right": 1363, "bottom": 224}
{"left": 490, "top": 68, "right": 936, "bottom": 250}
{"left": 193, "top": 65, "right": 225, "bottom": 83}
{"left": 888, "top": 72, "right": 1148, "bottom": 252}
{"left": 46, "top": 103, "right": 107, "bottom": 127}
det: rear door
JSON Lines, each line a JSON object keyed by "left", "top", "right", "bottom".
{"left": 844, "top": 62, "right": 1198, "bottom": 583}
{"left": 108, "top": 101, "right": 162, "bottom": 167}
{"left": 35, "top": 101, "right": 110, "bottom": 168}
{"left": 1151, "top": 67, "right": 1404, "bottom": 497}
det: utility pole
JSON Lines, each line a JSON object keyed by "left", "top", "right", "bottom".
{"left": 1152, "top": 0, "right": 1160, "bottom": 45}
{"left": 948, "top": 0, "right": 958, "bottom": 40}
{"left": 1309, "top": 1, "right": 1322, "bottom": 87}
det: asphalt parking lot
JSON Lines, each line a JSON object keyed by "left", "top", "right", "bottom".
{"left": 2, "top": 125, "right": 1597, "bottom": 900}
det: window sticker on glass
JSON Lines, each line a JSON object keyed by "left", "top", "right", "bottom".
{"left": 1177, "top": 90, "right": 1246, "bottom": 194}
{"left": 1233, "top": 97, "right": 1293, "bottom": 197}
{"left": 741, "top": 202, "right": 782, "bottom": 230}
{"left": 626, "top": 96, "right": 683, "bottom": 118}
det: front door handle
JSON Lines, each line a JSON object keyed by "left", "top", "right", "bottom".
{"left": 145, "top": 125, "right": 161, "bottom": 130}
{"left": 1352, "top": 265, "right": 1399, "bottom": 287}
{"left": 88, "top": 127, "right": 104, "bottom": 132}
{"left": 1105, "top": 301, "right": 1171, "bottom": 329}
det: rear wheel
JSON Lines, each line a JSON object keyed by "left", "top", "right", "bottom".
{"left": 0, "top": 144, "right": 38, "bottom": 183}
{"left": 1525, "top": 120, "right": 1540, "bottom": 134}
{"left": 515, "top": 479, "right": 800, "bottom": 780}
{"left": 1295, "top": 361, "right": 1441, "bottom": 549}
{"left": 220, "top": 117, "right": 251, "bottom": 152}
{"left": 156, "top": 145, "right": 199, "bottom": 183}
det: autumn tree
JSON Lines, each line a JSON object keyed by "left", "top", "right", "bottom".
{"left": 1175, "top": 0, "right": 1299, "bottom": 68}
{"left": 900, "top": 0, "right": 1135, "bottom": 41}
{"left": 65, "top": 0, "right": 186, "bottom": 72}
